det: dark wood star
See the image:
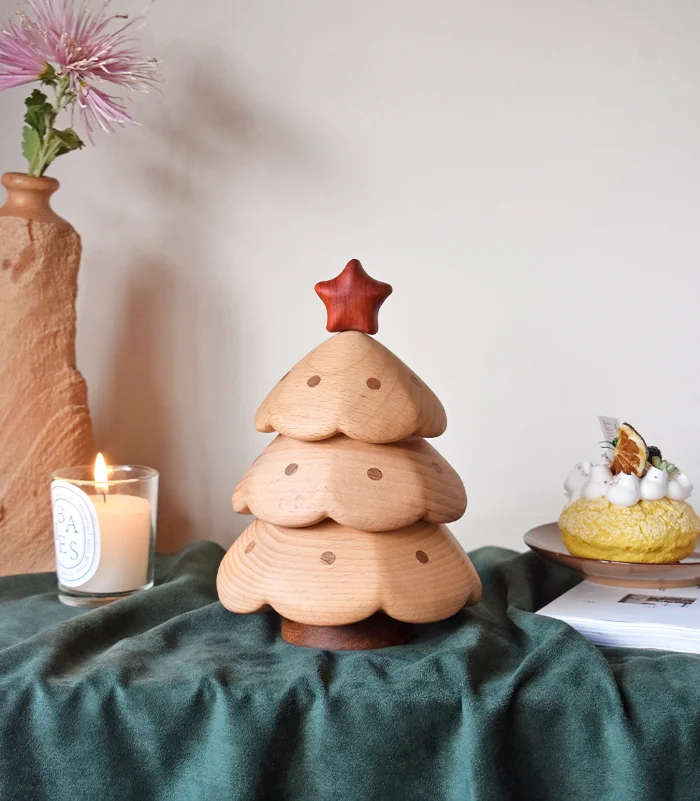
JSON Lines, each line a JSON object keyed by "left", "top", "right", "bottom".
{"left": 314, "top": 259, "right": 393, "bottom": 335}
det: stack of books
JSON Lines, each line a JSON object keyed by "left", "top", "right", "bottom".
{"left": 537, "top": 581, "right": 700, "bottom": 654}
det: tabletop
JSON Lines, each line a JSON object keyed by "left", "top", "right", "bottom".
{"left": 1, "top": 541, "right": 699, "bottom": 801}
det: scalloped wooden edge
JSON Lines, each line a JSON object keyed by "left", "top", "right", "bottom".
{"left": 216, "top": 519, "right": 482, "bottom": 626}
{"left": 233, "top": 434, "right": 467, "bottom": 531}
{"left": 255, "top": 331, "right": 447, "bottom": 443}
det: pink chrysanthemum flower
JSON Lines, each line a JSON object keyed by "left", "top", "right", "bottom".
{"left": 0, "top": 0, "right": 158, "bottom": 136}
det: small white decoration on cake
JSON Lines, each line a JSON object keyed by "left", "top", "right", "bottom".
{"left": 668, "top": 472, "right": 693, "bottom": 502}
{"left": 564, "top": 463, "right": 693, "bottom": 507}
{"left": 581, "top": 464, "right": 613, "bottom": 501}
{"left": 605, "top": 473, "right": 641, "bottom": 507}
{"left": 564, "top": 417, "right": 693, "bottom": 507}
{"left": 640, "top": 467, "right": 669, "bottom": 501}
{"left": 563, "top": 419, "right": 694, "bottom": 507}
{"left": 564, "top": 461, "right": 592, "bottom": 501}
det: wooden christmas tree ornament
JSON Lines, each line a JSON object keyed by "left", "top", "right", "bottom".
{"left": 217, "top": 259, "right": 482, "bottom": 649}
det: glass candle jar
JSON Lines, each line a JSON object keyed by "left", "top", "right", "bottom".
{"left": 50, "top": 460, "right": 158, "bottom": 607}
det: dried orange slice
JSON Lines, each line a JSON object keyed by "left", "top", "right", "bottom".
{"left": 610, "top": 423, "right": 648, "bottom": 476}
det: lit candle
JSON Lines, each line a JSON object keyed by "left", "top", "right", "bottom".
{"left": 76, "top": 453, "right": 152, "bottom": 594}
{"left": 51, "top": 455, "right": 158, "bottom": 605}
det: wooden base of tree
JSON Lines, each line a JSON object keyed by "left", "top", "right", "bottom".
{"left": 281, "top": 613, "right": 414, "bottom": 650}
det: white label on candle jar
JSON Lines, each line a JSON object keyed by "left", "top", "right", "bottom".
{"left": 51, "top": 480, "right": 101, "bottom": 587}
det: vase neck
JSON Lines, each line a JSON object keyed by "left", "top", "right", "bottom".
{"left": 0, "top": 172, "right": 67, "bottom": 224}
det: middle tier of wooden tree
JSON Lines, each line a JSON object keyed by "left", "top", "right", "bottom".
{"left": 233, "top": 433, "right": 467, "bottom": 531}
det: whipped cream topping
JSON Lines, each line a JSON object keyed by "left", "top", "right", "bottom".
{"left": 564, "top": 461, "right": 694, "bottom": 508}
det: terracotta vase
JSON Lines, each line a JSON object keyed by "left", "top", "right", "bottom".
{"left": 0, "top": 172, "right": 94, "bottom": 575}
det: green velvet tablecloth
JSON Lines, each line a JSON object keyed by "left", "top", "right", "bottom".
{"left": 2, "top": 542, "right": 700, "bottom": 801}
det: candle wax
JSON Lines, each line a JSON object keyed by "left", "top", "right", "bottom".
{"left": 77, "top": 494, "right": 152, "bottom": 594}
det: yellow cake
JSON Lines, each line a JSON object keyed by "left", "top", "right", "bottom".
{"left": 559, "top": 497, "right": 700, "bottom": 563}
{"left": 559, "top": 422, "right": 700, "bottom": 563}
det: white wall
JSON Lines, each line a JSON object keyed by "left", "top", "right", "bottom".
{"left": 2, "top": 0, "right": 700, "bottom": 554}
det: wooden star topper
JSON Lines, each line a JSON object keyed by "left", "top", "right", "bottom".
{"left": 315, "top": 259, "right": 393, "bottom": 335}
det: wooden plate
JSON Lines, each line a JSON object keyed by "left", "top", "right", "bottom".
{"left": 524, "top": 522, "right": 700, "bottom": 589}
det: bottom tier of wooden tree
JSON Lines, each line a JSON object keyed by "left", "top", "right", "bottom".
{"left": 216, "top": 518, "right": 482, "bottom": 649}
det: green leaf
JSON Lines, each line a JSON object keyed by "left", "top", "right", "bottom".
{"left": 20, "top": 86, "right": 85, "bottom": 176}
{"left": 25, "top": 88, "right": 51, "bottom": 111}
{"left": 21, "top": 126, "right": 42, "bottom": 176}
{"left": 24, "top": 89, "right": 53, "bottom": 139}
{"left": 53, "top": 127, "right": 85, "bottom": 154}
{"left": 24, "top": 106, "right": 47, "bottom": 138}
{"left": 37, "top": 127, "right": 85, "bottom": 176}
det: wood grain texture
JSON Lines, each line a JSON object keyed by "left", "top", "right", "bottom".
{"left": 255, "top": 331, "right": 447, "bottom": 443}
{"left": 216, "top": 519, "right": 482, "bottom": 626}
{"left": 281, "top": 613, "right": 413, "bottom": 650}
{"left": 233, "top": 433, "right": 467, "bottom": 530}
{"left": 314, "top": 258, "right": 392, "bottom": 335}
{"left": 0, "top": 207, "right": 93, "bottom": 575}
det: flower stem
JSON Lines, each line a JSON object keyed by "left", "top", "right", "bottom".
{"left": 33, "top": 75, "right": 70, "bottom": 177}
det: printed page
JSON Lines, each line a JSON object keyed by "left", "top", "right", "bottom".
{"left": 537, "top": 581, "right": 700, "bottom": 629}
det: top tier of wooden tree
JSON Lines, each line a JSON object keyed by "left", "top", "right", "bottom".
{"left": 256, "top": 330, "right": 447, "bottom": 443}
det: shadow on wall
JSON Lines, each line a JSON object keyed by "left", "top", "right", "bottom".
{"left": 92, "top": 50, "right": 309, "bottom": 551}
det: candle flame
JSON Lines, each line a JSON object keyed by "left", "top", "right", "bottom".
{"left": 94, "top": 452, "right": 109, "bottom": 494}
